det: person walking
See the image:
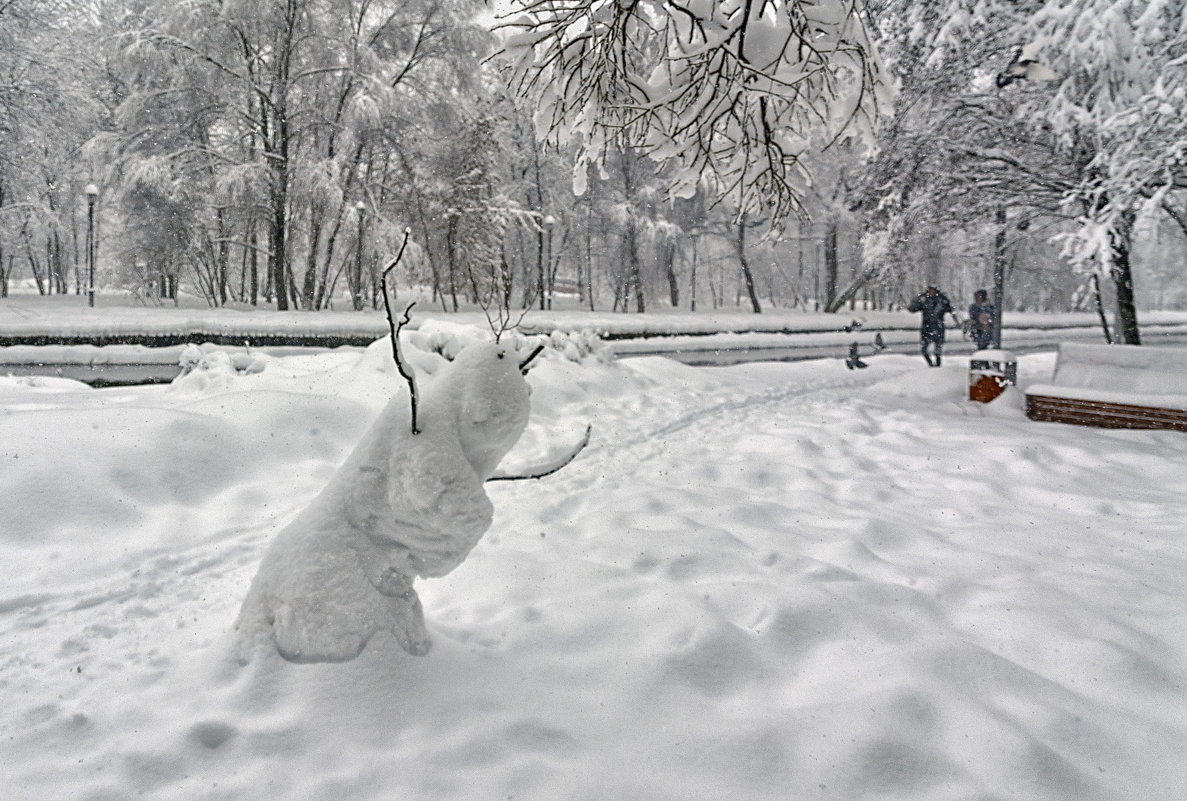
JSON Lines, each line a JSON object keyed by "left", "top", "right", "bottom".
{"left": 967, "top": 289, "right": 995, "bottom": 351}
{"left": 908, "top": 285, "right": 955, "bottom": 367}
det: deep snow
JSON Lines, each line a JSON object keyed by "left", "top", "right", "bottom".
{"left": 1, "top": 322, "right": 1184, "bottom": 801}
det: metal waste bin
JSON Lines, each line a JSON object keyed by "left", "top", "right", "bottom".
{"left": 969, "top": 349, "right": 1017, "bottom": 403}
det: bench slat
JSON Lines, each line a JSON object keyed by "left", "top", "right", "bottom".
{"left": 1026, "top": 394, "right": 1187, "bottom": 431}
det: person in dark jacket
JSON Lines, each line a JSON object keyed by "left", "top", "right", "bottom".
{"left": 968, "top": 289, "right": 995, "bottom": 351}
{"left": 908, "top": 286, "right": 955, "bottom": 367}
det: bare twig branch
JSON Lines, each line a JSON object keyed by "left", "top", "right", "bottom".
{"left": 381, "top": 229, "right": 420, "bottom": 435}
{"left": 519, "top": 344, "right": 546, "bottom": 374}
{"left": 487, "top": 424, "right": 593, "bottom": 482}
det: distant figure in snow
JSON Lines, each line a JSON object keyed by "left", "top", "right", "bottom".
{"left": 967, "top": 289, "right": 996, "bottom": 351}
{"left": 908, "top": 286, "right": 955, "bottom": 367}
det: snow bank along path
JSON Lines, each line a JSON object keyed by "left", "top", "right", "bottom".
{"left": 0, "top": 332, "right": 1183, "bottom": 801}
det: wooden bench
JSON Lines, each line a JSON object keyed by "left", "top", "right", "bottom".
{"left": 1025, "top": 342, "right": 1187, "bottom": 431}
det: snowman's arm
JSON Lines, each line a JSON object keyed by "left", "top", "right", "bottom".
{"left": 488, "top": 424, "right": 592, "bottom": 482}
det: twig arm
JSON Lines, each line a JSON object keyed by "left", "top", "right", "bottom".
{"left": 519, "top": 344, "right": 546, "bottom": 374}
{"left": 487, "top": 424, "right": 592, "bottom": 482}
{"left": 381, "top": 229, "right": 420, "bottom": 435}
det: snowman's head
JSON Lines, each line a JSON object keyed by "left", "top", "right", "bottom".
{"left": 432, "top": 342, "right": 531, "bottom": 478}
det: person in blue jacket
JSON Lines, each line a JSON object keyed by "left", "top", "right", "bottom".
{"left": 967, "top": 289, "right": 995, "bottom": 351}
{"left": 908, "top": 286, "right": 955, "bottom": 367}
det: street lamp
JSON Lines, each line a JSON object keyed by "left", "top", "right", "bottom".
{"left": 543, "top": 214, "right": 555, "bottom": 311}
{"left": 85, "top": 184, "right": 98, "bottom": 308}
{"left": 354, "top": 200, "right": 366, "bottom": 311}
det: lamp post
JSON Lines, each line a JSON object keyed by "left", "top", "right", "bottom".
{"left": 85, "top": 184, "right": 98, "bottom": 308}
{"left": 354, "top": 200, "right": 366, "bottom": 311}
{"left": 543, "top": 214, "right": 555, "bottom": 311}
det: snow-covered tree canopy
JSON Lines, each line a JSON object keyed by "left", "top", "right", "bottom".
{"left": 1027, "top": 0, "right": 1187, "bottom": 256}
{"left": 497, "top": 0, "right": 890, "bottom": 221}
{"left": 854, "top": 0, "right": 1185, "bottom": 342}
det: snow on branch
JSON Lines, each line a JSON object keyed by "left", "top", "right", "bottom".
{"left": 495, "top": 0, "right": 890, "bottom": 222}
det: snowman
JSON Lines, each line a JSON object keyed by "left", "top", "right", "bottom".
{"left": 235, "top": 340, "right": 532, "bottom": 663}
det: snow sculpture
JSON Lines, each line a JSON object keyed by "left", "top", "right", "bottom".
{"left": 235, "top": 341, "right": 531, "bottom": 663}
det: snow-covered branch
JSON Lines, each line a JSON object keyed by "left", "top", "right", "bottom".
{"left": 496, "top": 0, "right": 889, "bottom": 222}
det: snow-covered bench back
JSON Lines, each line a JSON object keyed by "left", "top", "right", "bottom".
{"left": 1048, "top": 343, "right": 1187, "bottom": 397}
{"left": 1025, "top": 342, "right": 1187, "bottom": 429}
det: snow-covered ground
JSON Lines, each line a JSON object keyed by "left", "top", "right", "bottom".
{"left": 1, "top": 323, "right": 1184, "bottom": 801}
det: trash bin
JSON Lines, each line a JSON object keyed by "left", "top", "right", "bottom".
{"left": 968, "top": 349, "right": 1017, "bottom": 403}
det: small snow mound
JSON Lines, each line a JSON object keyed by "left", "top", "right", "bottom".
{"left": 543, "top": 328, "right": 613, "bottom": 363}
{"left": 0, "top": 374, "right": 89, "bottom": 393}
{"left": 407, "top": 319, "right": 491, "bottom": 360}
{"left": 864, "top": 361, "right": 967, "bottom": 401}
{"left": 356, "top": 335, "right": 448, "bottom": 378}
{"left": 173, "top": 344, "right": 269, "bottom": 393}
{"left": 979, "top": 385, "right": 1028, "bottom": 418}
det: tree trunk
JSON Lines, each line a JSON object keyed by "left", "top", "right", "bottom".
{"left": 736, "top": 216, "right": 761, "bottom": 313}
{"left": 991, "top": 207, "right": 1008, "bottom": 349}
{"left": 1091, "top": 272, "right": 1112, "bottom": 344}
{"left": 585, "top": 204, "right": 595, "bottom": 311}
{"left": 627, "top": 219, "right": 645, "bottom": 312}
{"left": 270, "top": 166, "right": 290, "bottom": 310}
{"left": 22, "top": 222, "right": 46, "bottom": 295}
{"left": 532, "top": 148, "right": 546, "bottom": 311}
{"left": 447, "top": 214, "right": 460, "bottom": 312}
{"left": 267, "top": 49, "right": 292, "bottom": 310}
{"left": 823, "top": 220, "right": 838, "bottom": 311}
{"left": 1109, "top": 210, "right": 1141, "bottom": 345}
{"left": 662, "top": 240, "right": 679, "bottom": 307}
{"left": 245, "top": 221, "right": 260, "bottom": 305}
{"left": 300, "top": 210, "right": 324, "bottom": 310}
{"left": 216, "top": 209, "right": 230, "bottom": 306}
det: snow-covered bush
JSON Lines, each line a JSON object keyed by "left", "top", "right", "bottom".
{"left": 545, "top": 328, "right": 613, "bottom": 363}
{"left": 173, "top": 344, "right": 269, "bottom": 393}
